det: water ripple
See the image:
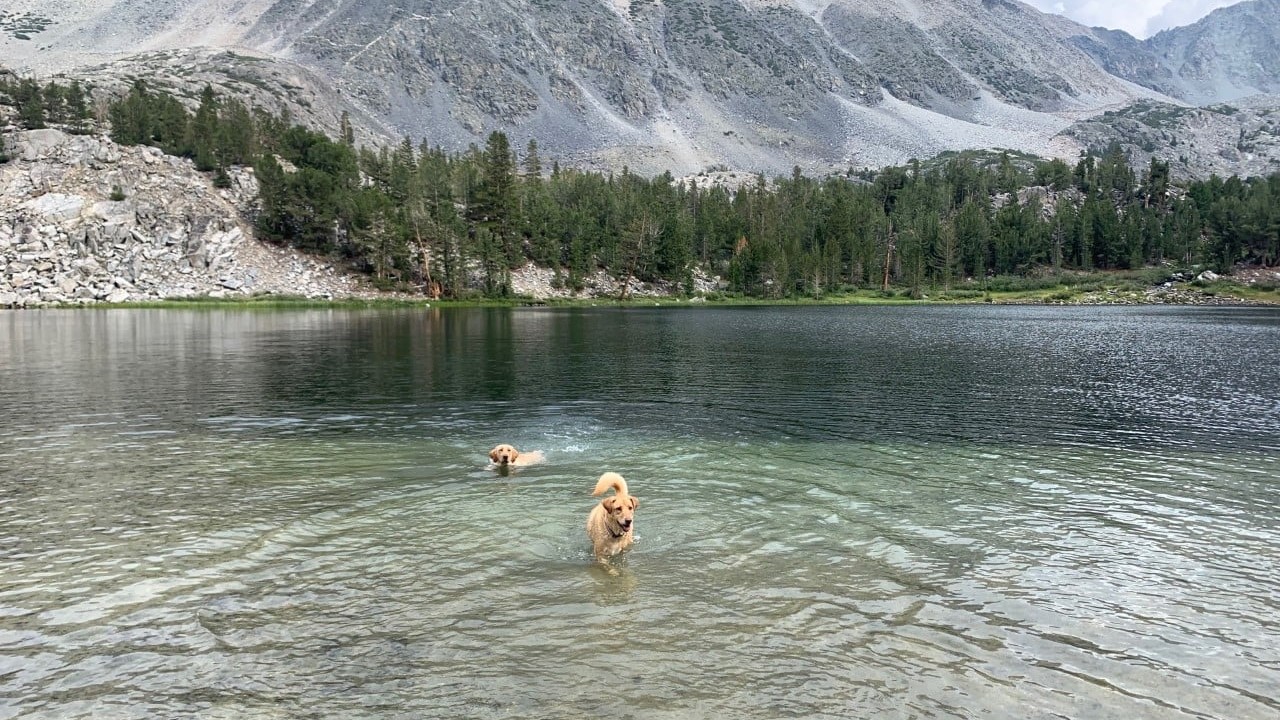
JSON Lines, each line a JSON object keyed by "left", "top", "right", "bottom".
{"left": 3, "top": 307, "right": 1280, "bottom": 718}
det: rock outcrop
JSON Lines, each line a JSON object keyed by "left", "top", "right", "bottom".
{"left": 1062, "top": 96, "right": 1280, "bottom": 180}
{"left": 1145, "top": 0, "right": 1280, "bottom": 105}
{"left": 0, "top": 128, "right": 380, "bottom": 308}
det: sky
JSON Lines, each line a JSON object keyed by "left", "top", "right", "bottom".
{"left": 1021, "top": 0, "right": 1249, "bottom": 38}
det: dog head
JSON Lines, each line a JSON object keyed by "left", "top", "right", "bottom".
{"left": 489, "top": 444, "right": 519, "bottom": 465}
{"left": 600, "top": 494, "right": 639, "bottom": 532}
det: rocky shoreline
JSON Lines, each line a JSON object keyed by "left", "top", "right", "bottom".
{"left": 0, "top": 128, "right": 726, "bottom": 309}
{"left": 2, "top": 128, "right": 1277, "bottom": 310}
{"left": 0, "top": 128, "right": 388, "bottom": 308}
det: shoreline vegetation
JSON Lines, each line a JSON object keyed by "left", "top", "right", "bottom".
{"left": 3, "top": 75, "right": 1279, "bottom": 311}
{"left": 61, "top": 271, "right": 1280, "bottom": 309}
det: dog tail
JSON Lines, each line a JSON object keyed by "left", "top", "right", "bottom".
{"left": 592, "top": 472, "right": 628, "bottom": 497}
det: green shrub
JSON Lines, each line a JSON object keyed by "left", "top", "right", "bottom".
{"left": 109, "top": 185, "right": 126, "bottom": 201}
{"left": 983, "top": 274, "right": 1065, "bottom": 293}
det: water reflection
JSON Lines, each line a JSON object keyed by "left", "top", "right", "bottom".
{"left": 587, "top": 563, "right": 638, "bottom": 605}
{"left": 5, "top": 306, "right": 1279, "bottom": 452}
{"left": 1, "top": 306, "right": 1278, "bottom": 719}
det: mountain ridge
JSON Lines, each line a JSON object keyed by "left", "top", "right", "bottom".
{"left": 1, "top": 0, "right": 1277, "bottom": 177}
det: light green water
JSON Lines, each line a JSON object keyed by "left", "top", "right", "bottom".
{"left": 1, "top": 306, "right": 1277, "bottom": 719}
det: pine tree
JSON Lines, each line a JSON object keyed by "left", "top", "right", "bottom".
{"left": 216, "top": 98, "right": 257, "bottom": 166}
{"left": 477, "top": 131, "right": 518, "bottom": 270}
{"left": 1143, "top": 157, "right": 1170, "bottom": 209}
{"left": 151, "top": 95, "right": 191, "bottom": 155}
{"left": 253, "top": 154, "right": 291, "bottom": 241}
{"left": 339, "top": 111, "right": 355, "bottom": 146}
{"left": 64, "top": 80, "right": 90, "bottom": 134}
{"left": 390, "top": 136, "right": 416, "bottom": 202}
{"left": 41, "top": 81, "right": 64, "bottom": 125}
{"left": 188, "top": 85, "right": 219, "bottom": 170}
{"left": 522, "top": 139, "right": 542, "bottom": 178}
{"left": 955, "top": 198, "right": 990, "bottom": 278}
{"left": 619, "top": 211, "right": 661, "bottom": 297}
{"left": 17, "top": 79, "right": 45, "bottom": 129}
{"left": 109, "top": 80, "right": 152, "bottom": 145}
{"left": 931, "top": 216, "right": 960, "bottom": 291}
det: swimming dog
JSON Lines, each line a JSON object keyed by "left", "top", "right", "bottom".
{"left": 488, "top": 444, "right": 544, "bottom": 468}
{"left": 586, "top": 472, "right": 639, "bottom": 560}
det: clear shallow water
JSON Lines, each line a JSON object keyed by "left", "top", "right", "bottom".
{"left": 1, "top": 306, "right": 1278, "bottom": 719}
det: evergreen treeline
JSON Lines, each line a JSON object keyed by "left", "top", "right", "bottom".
{"left": 0, "top": 74, "right": 92, "bottom": 133}
{"left": 6, "top": 76, "right": 1280, "bottom": 297}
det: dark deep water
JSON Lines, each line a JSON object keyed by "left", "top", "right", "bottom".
{"left": 1, "top": 305, "right": 1277, "bottom": 719}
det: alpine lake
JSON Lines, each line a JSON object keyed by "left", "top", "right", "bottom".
{"left": 1, "top": 305, "right": 1278, "bottom": 719}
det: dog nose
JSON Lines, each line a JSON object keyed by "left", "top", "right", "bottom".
{"left": 622, "top": 520, "right": 632, "bottom": 528}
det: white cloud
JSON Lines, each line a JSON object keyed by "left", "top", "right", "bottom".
{"left": 1020, "top": 0, "right": 1249, "bottom": 38}
{"left": 1143, "top": 0, "right": 1249, "bottom": 35}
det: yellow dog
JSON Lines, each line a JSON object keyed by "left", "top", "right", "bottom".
{"left": 487, "top": 443, "right": 545, "bottom": 468}
{"left": 586, "top": 472, "right": 639, "bottom": 560}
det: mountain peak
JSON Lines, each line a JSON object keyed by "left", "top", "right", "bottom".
{"left": 1, "top": 0, "right": 1276, "bottom": 177}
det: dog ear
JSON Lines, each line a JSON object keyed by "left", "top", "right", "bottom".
{"left": 601, "top": 497, "right": 616, "bottom": 512}
{"left": 629, "top": 496, "right": 639, "bottom": 510}
{"left": 489, "top": 447, "right": 500, "bottom": 462}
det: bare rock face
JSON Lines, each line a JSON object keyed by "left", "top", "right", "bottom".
{"left": 1145, "top": 0, "right": 1280, "bottom": 105}
{"left": 67, "top": 48, "right": 395, "bottom": 150}
{"left": 0, "top": 128, "right": 379, "bottom": 308}
{"left": 0, "top": 0, "right": 1173, "bottom": 177}
{"left": 1062, "top": 96, "right": 1280, "bottom": 180}
{"left": 1, "top": 0, "right": 1278, "bottom": 178}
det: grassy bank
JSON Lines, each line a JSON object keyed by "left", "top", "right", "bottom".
{"left": 88, "top": 295, "right": 437, "bottom": 310}
{"left": 28, "top": 269, "right": 1280, "bottom": 310}
{"left": 537, "top": 270, "right": 1280, "bottom": 307}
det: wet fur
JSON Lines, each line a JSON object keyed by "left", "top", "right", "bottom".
{"left": 488, "top": 444, "right": 545, "bottom": 468}
{"left": 586, "top": 472, "right": 639, "bottom": 560}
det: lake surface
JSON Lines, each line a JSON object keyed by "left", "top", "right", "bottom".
{"left": 1, "top": 305, "right": 1278, "bottom": 719}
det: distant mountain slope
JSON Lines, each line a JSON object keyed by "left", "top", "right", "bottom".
{"left": 1067, "top": 28, "right": 1187, "bottom": 100}
{"left": 1062, "top": 96, "right": 1280, "bottom": 179}
{"left": 1061, "top": 0, "right": 1280, "bottom": 105}
{"left": 1, "top": 0, "right": 1277, "bottom": 177}
{"left": 1146, "top": 0, "right": 1280, "bottom": 104}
